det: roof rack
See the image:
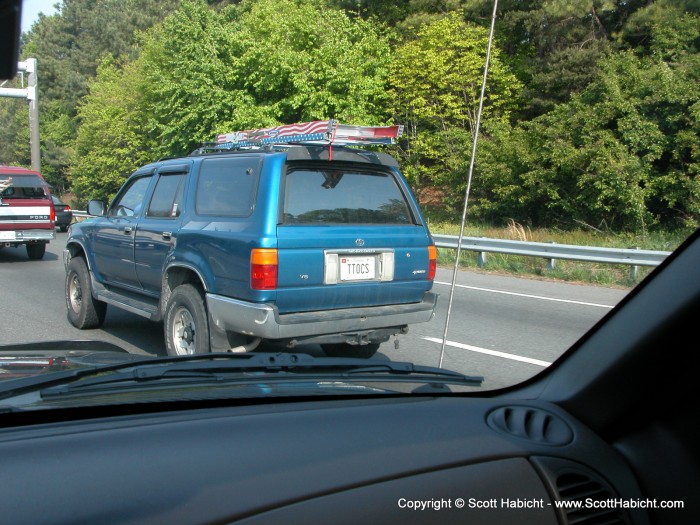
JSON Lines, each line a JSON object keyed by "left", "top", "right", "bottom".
{"left": 211, "top": 120, "right": 403, "bottom": 151}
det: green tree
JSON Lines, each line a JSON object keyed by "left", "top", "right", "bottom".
{"left": 329, "top": 0, "right": 467, "bottom": 34}
{"left": 0, "top": 79, "right": 27, "bottom": 167}
{"left": 333, "top": 0, "right": 652, "bottom": 118}
{"left": 134, "top": 0, "right": 237, "bottom": 158}
{"left": 388, "top": 12, "right": 522, "bottom": 215}
{"left": 70, "top": 57, "right": 155, "bottom": 202}
{"left": 494, "top": 0, "right": 620, "bottom": 118}
{"left": 135, "top": 0, "right": 393, "bottom": 159}
{"left": 227, "top": 0, "right": 393, "bottom": 127}
{"left": 475, "top": 9, "right": 700, "bottom": 232}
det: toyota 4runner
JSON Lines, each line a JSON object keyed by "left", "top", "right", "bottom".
{"left": 64, "top": 120, "right": 438, "bottom": 358}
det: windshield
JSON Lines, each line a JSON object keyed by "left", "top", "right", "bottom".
{"left": 1, "top": 1, "right": 698, "bottom": 412}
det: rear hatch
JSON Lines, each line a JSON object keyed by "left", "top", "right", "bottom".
{"left": 275, "top": 161, "right": 435, "bottom": 314}
{"left": 0, "top": 172, "right": 55, "bottom": 238}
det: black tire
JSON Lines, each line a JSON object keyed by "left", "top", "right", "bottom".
{"left": 321, "top": 343, "right": 380, "bottom": 359}
{"left": 164, "top": 284, "right": 211, "bottom": 356}
{"left": 66, "top": 256, "right": 107, "bottom": 329}
{"left": 26, "top": 242, "right": 46, "bottom": 260}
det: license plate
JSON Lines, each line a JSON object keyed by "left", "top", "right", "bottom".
{"left": 0, "top": 231, "right": 16, "bottom": 240}
{"left": 339, "top": 256, "right": 376, "bottom": 281}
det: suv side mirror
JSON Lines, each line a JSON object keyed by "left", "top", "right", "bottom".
{"left": 87, "top": 200, "right": 106, "bottom": 216}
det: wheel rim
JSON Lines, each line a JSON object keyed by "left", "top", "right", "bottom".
{"left": 172, "top": 306, "right": 196, "bottom": 355}
{"left": 68, "top": 273, "right": 82, "bottom": 313}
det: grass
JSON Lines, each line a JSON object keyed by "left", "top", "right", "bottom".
{"left": 428, "top": 218, "right": 696, "bottom": 288}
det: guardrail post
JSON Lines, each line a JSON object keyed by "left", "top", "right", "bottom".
{"left": 477, "top": 251, "right": 487, "bottom": 267}
{"left": 547, "top": 241, "right": 556, "bottom": 271}
{"left": 629, "top": 247, "right": 639, "bottom": 281}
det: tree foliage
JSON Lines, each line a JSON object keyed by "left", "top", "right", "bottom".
{"left": 71, "top": 57, "right": 155, "bottom": 201}
{"left": 134, "top": 0, "right": 392, "bottom": 158}
{"left": 227, "top": 0, "right": 393, "bottom": 127}
{"left": 474, "top": 8, "right": 700, "bottom": 231}
{"left": 389, "top": 13, "right": 522, "bottom": 214}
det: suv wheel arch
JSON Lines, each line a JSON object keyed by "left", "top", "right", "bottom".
{"left": 161, "top": 265, "right": 208, "bottom": 314}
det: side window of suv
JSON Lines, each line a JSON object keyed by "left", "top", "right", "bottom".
{"left": 195, "top": 157, "right": 260, "bottom": 217}
{"left": 147, "top": 174, "right": 186, "bottom": 218}
{"left": 109, "top": 176, "right": 152, "bottom": 217}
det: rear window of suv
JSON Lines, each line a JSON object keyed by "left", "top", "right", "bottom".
{"left": 283, "top": 167, "right": 414, "bottom": 225}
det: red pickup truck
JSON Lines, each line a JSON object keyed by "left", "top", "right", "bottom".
{"left": 0, "top": 166, "right": 56, "bottom": 260}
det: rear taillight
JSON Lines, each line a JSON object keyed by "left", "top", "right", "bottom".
{"left": 251, "top": 248, "right": 278, "bottom": 290}
{"left": 427, "top": 245, "right": 437, "bottom": 281}
{"left": 50, "top": 205, "right": 56, "bottom": 222}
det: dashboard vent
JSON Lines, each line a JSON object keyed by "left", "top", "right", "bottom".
{"left": 556, "top": 472, "right": 628, "bottom": 525}
{"left": 486, "top": 406, "right": 573, "bottom": 446}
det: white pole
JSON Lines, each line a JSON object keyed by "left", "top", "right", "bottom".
{"left": 26, "top": 58, "right": 41, "bottom": 172}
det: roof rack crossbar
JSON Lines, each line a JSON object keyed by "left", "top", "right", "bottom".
{"left": 212, "top": 120, "right": 403, "bottom": 150}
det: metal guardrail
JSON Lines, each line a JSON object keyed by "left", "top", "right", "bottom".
{"left": 432, "top": 234, "right": 671, "bottom": 280}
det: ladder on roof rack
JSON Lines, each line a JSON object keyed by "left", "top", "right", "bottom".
{"left": 212, "top": 119, "right": 403, "bottom": 150}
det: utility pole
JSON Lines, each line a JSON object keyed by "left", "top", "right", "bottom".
{"left": 0, "top": 58, "right": 40, "bottom": 172}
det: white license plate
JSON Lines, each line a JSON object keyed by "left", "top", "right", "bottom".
{"left": 0, "top": 231, "right": 16, "bottom": 240}
{"left": 339, "top": 256, "right": 376, "bottom": 281}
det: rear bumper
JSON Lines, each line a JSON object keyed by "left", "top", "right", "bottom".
{"left": 0, "top": 229, "right": 55, "bottom": 242}
{"left": 207, "top": 292, "right": 438, "bottom": 342}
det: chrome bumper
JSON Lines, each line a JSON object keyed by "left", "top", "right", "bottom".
{"left": 206, "top": 292, "right": 438, "bottom": 340}
{"left": 0, "top": 229, "right": 55, "bottom": 242}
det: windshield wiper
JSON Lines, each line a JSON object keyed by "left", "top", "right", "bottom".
{"left": 38, "top": 352, "right": 483, "bottom": 398}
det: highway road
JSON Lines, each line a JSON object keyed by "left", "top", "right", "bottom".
{"left": 1, "top": 233, "right": 630, "bottom": 390}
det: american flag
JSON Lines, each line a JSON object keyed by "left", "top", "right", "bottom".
{"left": 217, "top": 120, "right": 334, "bottom": 144}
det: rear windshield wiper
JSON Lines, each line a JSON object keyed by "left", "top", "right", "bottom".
{"left": 39, "top": 352, "right": 484, "bottom": 398}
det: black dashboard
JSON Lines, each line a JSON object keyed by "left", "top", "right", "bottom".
{"left": 0, "top": 394, "right": 655, "bottom": 525}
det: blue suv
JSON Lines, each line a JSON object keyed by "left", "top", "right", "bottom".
{"left": 64, "top": 121, "right": 438, "bottom": 358}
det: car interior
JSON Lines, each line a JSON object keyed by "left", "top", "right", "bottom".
{"left": 1, "top": 223, "right": 697, "bottom": 525}
{"left": 1, "top": 7, "right": 697, "bottom": 524}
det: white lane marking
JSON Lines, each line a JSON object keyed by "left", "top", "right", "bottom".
{"left": 422, "top": 336, "right": 552, "bottom": 367}
{"left": 434, "top": 280, "right": 615, "bottom": 309}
